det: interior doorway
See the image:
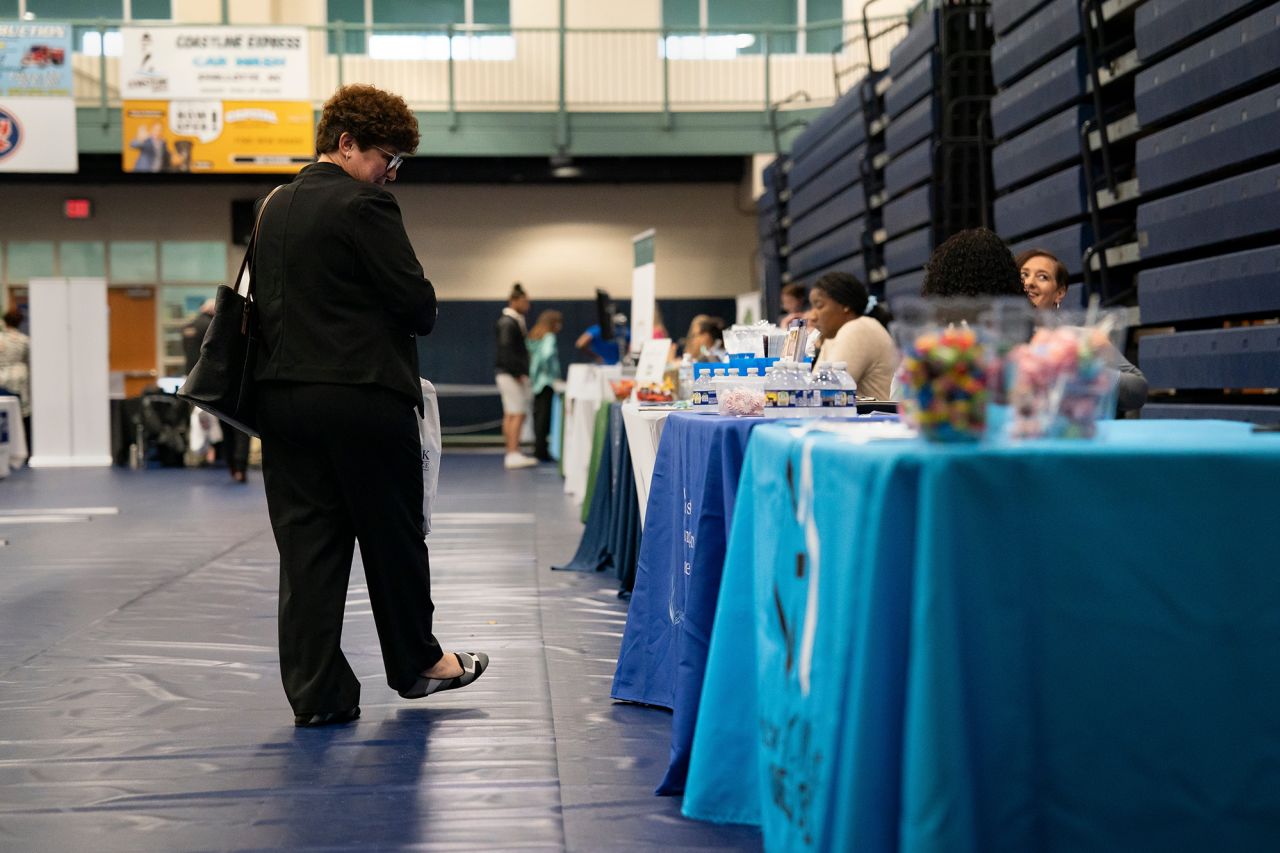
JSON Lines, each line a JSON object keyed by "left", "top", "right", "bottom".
{"left": 107, "top": 286, "right": 158, "bottom": 398}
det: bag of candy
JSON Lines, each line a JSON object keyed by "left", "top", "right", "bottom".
{"left": 891, "top": 297, "right": 1032, "bottom": 442}
{"left": 1006, "top": 306, "right": 1127, "bottom": 439}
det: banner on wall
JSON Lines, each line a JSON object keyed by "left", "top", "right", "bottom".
{"left": 0, "top": 97, "right": 77, "bottom": 173}
{"left": 120, "top": 27, "right": 311, "bottom": 174}
{"left": 0, "top": 22, "right": 75, "bottom": 173}
{"left": 121, "top": 27, "right": 309, "bottom": 101}
{"left": 0, "top": 21, "right": 73, "bottom": 96}
{"left": 122, "top": 99, "right": 314, "bottom": 174}
{"left": 630, "top": 229, "right": 656, "bottom": 355}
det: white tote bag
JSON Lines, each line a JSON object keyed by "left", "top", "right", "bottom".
{"left": 419, "top": 379, "right": 442, "bottom": 536}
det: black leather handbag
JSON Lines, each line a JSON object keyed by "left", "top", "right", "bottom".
{"left": 177, "top": 185, "right": 283, "bottom": 437}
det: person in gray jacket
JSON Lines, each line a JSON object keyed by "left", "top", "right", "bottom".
{"left": 1016, "top": 248, "right": 1147, "bottom": 413}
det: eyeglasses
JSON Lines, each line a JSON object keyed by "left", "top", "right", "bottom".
{"left": 371, "top": 145, "right": 404, "bottom": 174}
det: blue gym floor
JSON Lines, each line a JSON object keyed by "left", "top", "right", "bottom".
{"left": 0, "top": 453, "right": 761, "bottom": 852}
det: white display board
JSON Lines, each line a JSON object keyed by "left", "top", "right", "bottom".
{"left": 630, "top": 228, "right": 656, "bottom": 355}
{"left": 28, "top": 278, "right": 112, "bottom": 467}
{"left": 121, "top": 27, "right": 309, "bottom": 100}
{"left": 634, "top": 338, "right": 672, "bottom": 388}
{"left": 736, "top": 291, "right": 764, "bottom": 325}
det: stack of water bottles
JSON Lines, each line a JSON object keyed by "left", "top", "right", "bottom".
{"left": 687, "top": 357, "right": 859, "bottom": 417}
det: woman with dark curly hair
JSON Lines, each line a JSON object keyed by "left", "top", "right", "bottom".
{"left": 921, "top": 227, "right": 1024, "bottom": 298}
{"left": 252, "top": 84, "right": 487, "bottom": 727}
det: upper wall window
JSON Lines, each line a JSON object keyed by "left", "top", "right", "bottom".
{"left": 23, "top": 0, "right": 173, "bottom": 56}
{"left": 327, "top": 0, "right": 514, "bottom": 60}
{"left": 661, "top": 0, "right": 845, "bottom": 58}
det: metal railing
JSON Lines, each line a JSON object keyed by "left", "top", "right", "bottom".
{"left": 67, "top": 17, "right": 908, "bottom": 119}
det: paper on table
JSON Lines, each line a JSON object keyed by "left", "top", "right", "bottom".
{"left": 786, "top": 419, "right": 917, "bottom": 443}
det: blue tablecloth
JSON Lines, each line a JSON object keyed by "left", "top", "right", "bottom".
{"left": 554, "top": 402, "right": 641, "bottom": 594}
{"left": 612, "top": 411, "right": 896, "bottom": 795}
{"left": 683, "top": 420, "right": 1280, "bottom": 852}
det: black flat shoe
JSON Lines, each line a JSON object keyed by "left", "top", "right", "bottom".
{"left": 398, "top": 652, "right": 489, "bottom": 699}
{"left": 294, "top": 705, "right": 361, "bottom": 727}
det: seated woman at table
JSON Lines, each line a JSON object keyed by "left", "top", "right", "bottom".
{"left": 1016, "top": 247, "right": 1148, "bottom": 412}
{"left": 809, "top": 272, "right": 898, "bottom": 401}
{"left": 685, "top": 316, "right": 727, "bottom": 362}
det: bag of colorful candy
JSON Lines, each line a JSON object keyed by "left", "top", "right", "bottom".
{"left": 891, "top": 298, "right": 1033, "bottom": 442}
{"left": 1005, "top": 305, "right": 1127, "bottom": 439}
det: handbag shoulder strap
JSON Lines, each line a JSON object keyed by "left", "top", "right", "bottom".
{"left": 232, "top": 183, "right": 287, "bottom": 299}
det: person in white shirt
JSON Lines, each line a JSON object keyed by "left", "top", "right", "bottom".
{"left": 808, "top": 272, "right": 898, "bottom": 401}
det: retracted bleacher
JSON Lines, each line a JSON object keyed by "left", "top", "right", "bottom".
{"left": 758, "top": 158, "right": 787, "bottom": 319}
{"left": 783, "top": 88, "right": 866, "bottom": 285}
{"left": 989, "top": 0, "right": 1143, "bottom": 304}
{"left": 1133, "top": 0, "right": 1280, "bottom": 424}
{"left": 880, "top": 0, "right": 996, "bottom": 304}
{"left": 780, "top": 75, "right": 885, "bottom": 292}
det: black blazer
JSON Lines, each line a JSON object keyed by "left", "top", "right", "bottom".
{"left": 251, "top": 162, "right": 437, "bottom": 408}
{"left": 495, "top": 312, "right": 529, "bottom": 377}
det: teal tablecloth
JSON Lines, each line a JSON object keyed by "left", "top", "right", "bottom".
{"left": 683, "top": 420, "right": 1280, "bottom": 853}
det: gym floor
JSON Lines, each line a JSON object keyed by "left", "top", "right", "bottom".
{"left": 0, "top": 453, "right": 761, "bottom": 852}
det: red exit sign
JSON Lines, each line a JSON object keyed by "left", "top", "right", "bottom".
{"left": 64, "top": 198, "right": 93, "bottom": 219}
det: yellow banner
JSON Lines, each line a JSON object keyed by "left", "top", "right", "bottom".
{"left": 122, "top": 100, "right": 313, "bottom": 174}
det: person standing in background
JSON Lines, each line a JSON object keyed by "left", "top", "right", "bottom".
{"left": 497, "top": 283, "right": 536, "bottom": 469}
{"left": 575, "top": 321, "right": 624, "bottom": 364}
{"left": 526, "top": 309, "right": 563, "bottom": 463}
{"left": 182, "top": 298, "right": 249, "bottom": 481}
{"left": 0, "top": 310, "right": 31, "bottom": 450}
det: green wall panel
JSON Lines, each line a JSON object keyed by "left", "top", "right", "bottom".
{"left": 110, "top": 241, "right": 158, "bottom": 283}
{"left": 132, "top": 0, "right": 171, "bottom": 17}
{"left": 160, "top": 241, "right": 226, "bottom": 283}
{"left": 59, "top": 241, "right": 107, "bottom": 278}
{"left": 6, "top": 242, "right": 56, "bottom": 283}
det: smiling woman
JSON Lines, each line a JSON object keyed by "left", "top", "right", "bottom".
{"left": 1015, "top": 247, "right": 1069, "bottom": 310}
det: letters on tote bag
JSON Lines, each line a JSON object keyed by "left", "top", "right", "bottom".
{"left": 177, "top": 185, "right": 284, "bottom": 437}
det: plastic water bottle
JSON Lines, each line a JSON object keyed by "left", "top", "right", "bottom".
{"left": 678, "top": 354, "right": 694, "bottom": 401}
{"left": 812, "top": 362, "right": 840, "bottom": 408}
{"left": 764, "top": 360, "right": 795, "bottom": 411}
{"left": 690, "top": 365, "right": 715, "bottom": 408}
{"left": 832, "top": 361, "right": 857, "bottom": 404}
{"left": 801, "top": 362, "right": 821, "bottom": 408}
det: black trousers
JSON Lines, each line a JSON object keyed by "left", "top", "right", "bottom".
{"left": 532, "top": 386, "right": 554, "bottom": 461}
{"left": 257, "top": 381, "right": 443, "bottom": 715}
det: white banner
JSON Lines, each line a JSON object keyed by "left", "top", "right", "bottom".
{"left": 630, "top": 228, "right": 656, "bottom": 355}
{"left": 121, "top": 27, "right": 309, "bottom": 101}
{"left": 0, "top": 98, "right": 76, "bottom": 173}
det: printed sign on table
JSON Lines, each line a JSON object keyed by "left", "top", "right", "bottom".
{"left": 121, "top": 27, "right": 309, "bottom": 101}
{"left": 0, "top": 21, "right": 73, "bottom": 97}
{"left": 122, "top": 100, "right": 314, "bottom": 174}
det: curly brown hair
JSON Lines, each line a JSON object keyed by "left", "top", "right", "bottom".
{"left": 315, "top": 84, "right": 420, "bottom": 156}
{"left": 921, "top": 227, "right": 1022, "bottom": 298}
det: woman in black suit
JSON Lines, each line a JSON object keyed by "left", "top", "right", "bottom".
{"left": 252, "top": 84, "right": 487, "bottom": 727}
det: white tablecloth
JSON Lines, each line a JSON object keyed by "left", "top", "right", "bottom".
{"left": 0, "top": 395, "right": 28, "bottom": 472}
{"left": 561, "top": 364, "right": 620, "bottom": 506}
{"left": 620, "top": 403, "right": 676, "bottom": 527}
